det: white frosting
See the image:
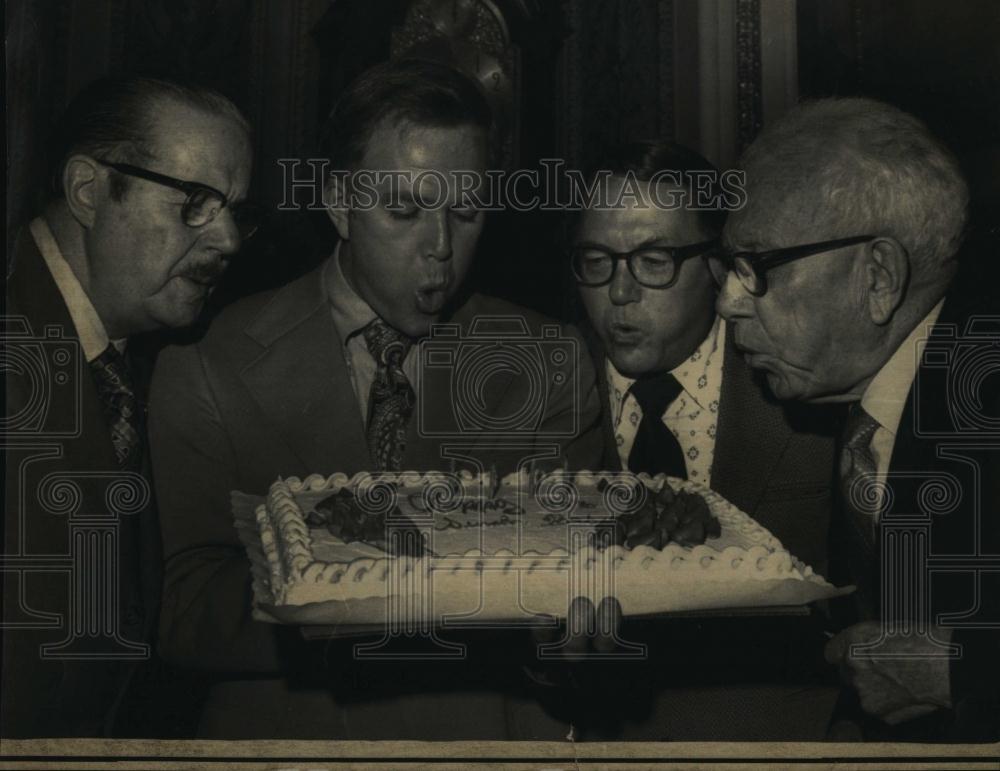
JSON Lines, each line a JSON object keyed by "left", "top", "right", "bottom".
{"left": 255, "top": 471, "right": 836, "bottom": 618}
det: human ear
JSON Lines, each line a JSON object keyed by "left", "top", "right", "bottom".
{"left": 325, "top": 173, "right": 350, "bottom": 239}
{"left": 62, "top": 155, "right": 102, "bottom": 228}
{"left": 865, "top": 237, "right": 910, "bottom": 324}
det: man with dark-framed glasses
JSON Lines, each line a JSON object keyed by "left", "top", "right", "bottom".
{"left": 716, "top": 97, "right": 998, "bottom": 741}
{"left": 3, "top": 75, "right": 254, "bottom": 737}
{"left": 550, "top": 140, "right": 841, "bottom": 740}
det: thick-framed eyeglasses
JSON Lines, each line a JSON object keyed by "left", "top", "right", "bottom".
{"left": 705, "top": 234, "right": 876, "bottom": 296}
{"left": 97, "top": 160, "right": 262, "bottom": 239}
{"left": 570, "top": 239, "right": 719, "bottom": 289}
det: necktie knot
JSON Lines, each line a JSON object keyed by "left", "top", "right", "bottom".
{"left": 363, "top": 319, "right": 413, "bottom": 369}
{"left": 628, "top": 371, "right": 683, "bottom": 420}
{"left": 625, "top": 370, "right": 687, "bottom": 479}
{"left": 843, "top": 403, "right": 880, "bottom": 452}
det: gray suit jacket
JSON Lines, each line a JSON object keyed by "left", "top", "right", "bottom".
{"left": 148, "top": 260, "right": 603, "bottom": 737}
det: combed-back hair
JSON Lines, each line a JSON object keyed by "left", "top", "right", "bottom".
{"left": 738, "top": 97, "right": 969, "bottom": 276}
{"left": 48, "top": 75, "right": 251, "bottom": 200}
{"left": 585, "top": 139, "right": 727, "bottom": 237}
{"left": 322, "top": 58, "right": 495, "bottom": 171}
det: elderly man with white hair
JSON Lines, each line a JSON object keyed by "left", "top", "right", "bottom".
{"left": 713, "top": 97, "right": 999, "bottom": 741}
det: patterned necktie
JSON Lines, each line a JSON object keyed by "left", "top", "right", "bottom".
{"left": 840, "top": 403, "right": 882, "bottom": 544}
{"left": 363, "top": 318, "right": 415, "bottom": 471}
{"left": 89, "top": 344, "right": 142, "bottom": 470}
{"left": 627, "top": 372, "right": 688, "bottom": 479}
{"left": 839, "top": 402, "right": 882, "bottom": 614}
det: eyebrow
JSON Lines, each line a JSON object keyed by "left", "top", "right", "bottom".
{"left": 573, "top": 237, "right": 677, "bottom": 250}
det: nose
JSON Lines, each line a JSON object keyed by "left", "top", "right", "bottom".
{"left": 608, "top": 259, "right": 641, "bottom": 306}
{"left": 715, "top": 270, "right": 751, "bottom": 320}
{"left": 204, "top": 208, "right": 242, "bottom": 256}
{"left": 423, "top": 209, "right": 453, "bottom": 262}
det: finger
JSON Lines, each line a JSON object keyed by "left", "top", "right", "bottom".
{"left": 593, "top": 596, "right": 623, "bottom": 653}
{"left": 565, "top": 596, "right": 596, "bottom": 658}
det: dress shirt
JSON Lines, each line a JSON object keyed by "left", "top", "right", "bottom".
{"left": 30, "top": 217, "right": 125, "bottom": 360}
{"left": 860, "top": 299, "right": 944, "bottom": 478}
{"left": 607, "top": 316, "right": 726, "bottom": 484}
{"left": 323, "top": 244, "right": 419, "bottom": 421}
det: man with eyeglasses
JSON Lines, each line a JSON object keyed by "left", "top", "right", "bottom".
{"left": 3, "top": 76, "right": 254, "bottom": 737}
{"left": 538, "top": 140, "right": 841, "bottom": 740}
{"left": 715, "top": 98, "right": 998, "bottom": 741}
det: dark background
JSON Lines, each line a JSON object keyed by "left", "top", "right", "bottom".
{"left": 7, "top": 0, "right": 1000, "bottom": 326}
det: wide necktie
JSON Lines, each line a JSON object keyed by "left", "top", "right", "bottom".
{"left": 363, "top": 318, "right": 415, "bottom": 471}
{"left": 626, "top": 372, "right": 688, "bottom": 479}
{"left": 840, "top": 403, "right": 882, "bottom": 545}
{"left": 89, "top": 344, "right": 142, "bottom": 470}
{"left": 839, "top": 402, "right": 882, "bottom": 614}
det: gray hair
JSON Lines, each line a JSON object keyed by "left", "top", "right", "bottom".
{"left": 739, "top": 97, "right": 968, "bottom": 278}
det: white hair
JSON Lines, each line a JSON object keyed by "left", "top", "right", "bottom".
{"left": 739, "top": 98, "right": 968, "bottom": 280}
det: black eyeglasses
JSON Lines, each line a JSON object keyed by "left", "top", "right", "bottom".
{"left": 97, "top": 160, "right": 262, "bottom": 239}
{"left": 706, "top": 234, "right": 876, "bottom": 296}
{"left": 570, "top": 239, "right": 719, "bottom": 289}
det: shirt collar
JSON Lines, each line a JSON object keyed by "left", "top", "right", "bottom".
{"left": 324, "top": 241, "right": 378, "bottom": 344}
{"left": 30, "top": 217, "right": 123, "bottom": 362}
{"left": 861, "top": 299, "right": 945, "bottom": 437}
{"left": 606, "top": 315, "right": 725, "bottom": 420}
{"left": 670, "top": 315, "right": 724, "bottom": 410}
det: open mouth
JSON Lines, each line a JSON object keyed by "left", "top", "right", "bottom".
{"left": 415, "top": 284, "right": 449, "bottom": 314}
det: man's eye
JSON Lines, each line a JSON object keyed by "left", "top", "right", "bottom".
{"left": 635, "top": 252, "right": 672, "bottom": 271}
{"left": 387, "top": 205, "right": 419, "bottom": 220}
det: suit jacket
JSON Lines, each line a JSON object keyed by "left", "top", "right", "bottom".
{"left": 147, "top": 260, "right": 604, "bottom": 738}
{"left": 591, "top": 322, "right": 839, "bottom": 571}
{"left": 572, "top": 323, "right": 842, "bottom": 740}
{"left": 2, "top": 230, "right": 161, "bottom": 737}
{"left": 831, "top": 294, "right": 999, "bottom": 741}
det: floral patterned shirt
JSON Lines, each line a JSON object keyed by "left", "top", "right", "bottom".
{"left": 607, "top": 317, "right": 726, "bottom": 484}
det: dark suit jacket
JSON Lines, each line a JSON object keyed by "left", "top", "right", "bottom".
{"left": 2, "top": 229, "right": 161, "bottom": 737}
{"left": 573, "top": 322, "right": 841, "bottom": 740}
{"left": 591, "top": 322, "right": 839, "bottom": 571}
{"left": 147, "top": 260, "right": 604, "bottom": 738}
{"left": 831, "top": 294, "right": 999, "bottom": 741}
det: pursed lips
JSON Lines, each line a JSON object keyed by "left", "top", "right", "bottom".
{"left": 607, "top": 318, "right": 644, "bottom": 345}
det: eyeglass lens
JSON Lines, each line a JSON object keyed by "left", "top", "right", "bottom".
{"left": 182, "top": 189, "right": 260, "bottom": 238}
{"left": 573, "top": 249, "right": 678, "bottom": 288}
